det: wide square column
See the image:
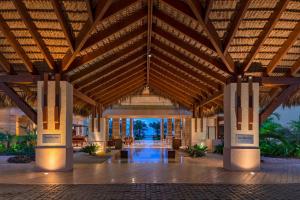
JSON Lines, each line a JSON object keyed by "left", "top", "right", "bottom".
{"left": 112, "top": 118, "right": 120, "bottom": 139}
{"left": 223, "top": 81, "right": 260, "bottom": 171}
{"left": 160, "top": 118, "right": 164, "bottom": 141}
{"left": 36, "top": 80, "right": 73, "bottom": 171}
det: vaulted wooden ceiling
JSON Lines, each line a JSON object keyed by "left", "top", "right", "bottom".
{"left": 0, "top": 0, "right": 300, "bottom": 119}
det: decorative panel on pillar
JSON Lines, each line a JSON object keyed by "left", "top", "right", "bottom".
{"left": 112, "top": 118, "right": 120, "bottom": 139}
{"left": 36, "top": 81, "right": 73, "bottom": 171}
{"left": 129, "top": 118, "right": 134, "bottom": 138}
{"left": 223, "top": 82, "right": 260, "bottom": 171}
{"left": 160, "top": 118, "right": 164, "bottom": 141}
{"left": 166, "top": 118, "right": 173, "bottom": 144}
{"left": 184, "top": 118, "right": 191, "bottom": 147}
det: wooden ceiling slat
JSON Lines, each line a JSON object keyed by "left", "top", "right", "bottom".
{"left": 153, "top": 26, "right": 229, "bottom": 74}
{"left": 79, "top": 56, "right": 146, "bottom": 93}
{"left": 82, "top": 8, "right": 147, "bottom": 51}
{"left": 266, "top": 20, "right": 300, "bottom": 75}
{"left": 69, "top": 39, "right": 146, "bottom": 82}
{"left": 151, "top": 57, "right": 211, "bottom": 94}
{"left": 242, "top": 0, "right": 290, "bottom": 72}
{"left": 152, "top": 39, "right": 226, "bottom": 83}
{"left": 61, "top": 0, "right": 113, "bottom": 71}
{"left": 77, "top": 52, "right": 145, "bottom": 89}
{"left": 13, "top": 0, "right": 56, "bottom": 70}
{"left": 223, "top": 0, "right": 251, "bottom": 54}
{"left": 0, "top": 14, "right": 34, "bottom": 73}
{"left": 185, "top": 0, "right": 235, "bottom": 73}
{"left": 69, "top": 24, "right": 147, "bottom": 70}
{"left": 151, "top": 48, "right": 220, "bottom": 90}
{"left": 51, "top": 0, "right": 75, "bottom": 52}
{"left": 154, "top": 10, "right": 214, "bottom": 52}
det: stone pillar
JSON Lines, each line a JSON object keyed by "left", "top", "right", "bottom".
{"left": 112, "top": 118, "right": 120, "bottom": 139}
{"left": 121, "top": 118, "right": 127, "bottom": 138}
{"left": 130, "top": 118, "right": 134, "bottom": 138}
{"left": 223, "top": 81, "right": 260, "bottom": 171}
{"left": 160, "top": 118, "right": 164, "bottom": 141}
{"left": 88, "top": 117, "right": 106, "bottom": 153}
{"left": 36, "top": 80, "right": 73, "bottom": 171}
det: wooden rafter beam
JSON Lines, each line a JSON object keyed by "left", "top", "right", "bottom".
{"left": 151, "top": 56, "right": 211, "bottom": 94}
{"left": 73, "top": 88, "right": 97, "bottom": 106}
{"left": 69, "top": 39, "right": 146, "bottom": 82}
{"left": 92, "top": 71, "right": 145, "bottom": 98}
{"left": 79, "top": 57, "right": 146, "bottom": 93}
{"left": 150, "top": 68, "right": 202, "bottom": 100}
{"left": 13, "top": 0, "right": 56, "bottom": 70}
{"left": 51, "top": 0, "right": 75, "bottom": 52}
{"left": 260, "top": 84, "right": 299, "bottom": 123}
{"left": 260, "top": 76, "right": 300, "bottom": 85}
{"left": 151, "top": 48, "right": 220, "bottom": 90}
{"left": 68, "top": 25, "right": 147, "bottom": 71}
{"left": 61, "top": 0, "right": 112, "bottom": 71}
{"left": 223, "top": 0, "right": 251, "bottom": 54}
{"left": 0, "top": 14, "right": 34, "bottom": 73}
{"left": 266, "top": 20, "right": 300, "bottom": 75}
{"left": 150, "top": 76, "right": 196, "bottom": 103}
{"left": 0, "top": 82, "right": 37, "bottom": 124}
{"left": 102, "top": 83, "right": 144, "bottom": 106}
{"left": 146, "top": 0, "right": 153, "bottom": 86}
{"left": 82, "top": 8, "right": 147, "bottom": 51}
{"left": 85, "top": 0, "right": 94, "bottom": 22}
{"left": 153, "top": 9, "right": 214, "bottom": 52}
{"left": 184, "top": 0, "right": 235, "bottom": 73}
{"left": 98, "top": 79, "right": 145, "bottom": 102}
{"left": 198, "top": 91, "right": 223, "bottom": 107}
{"left": 149, "top": 81, "right": 193, "bottom": 108}
{"left": 290, "top": 57, "right": 300, "bottom": 76}
{"left": 153, "top": 26, "right": 229, "bottom": 74}
{"left": 151, "top": 63, "right": 205, "bottom": 97}
{"left": 0, "top": 53, "right": 11, "bottom": 73}
{"left": 204, "top": 0, "right": 213, "bottom": 23}
{"left": 0, "top": 75, "right": 41, "bottom": 83}
{"left": 152, "top": 39, "right": 226, "bottom": 83}
{"left": 242, "top": 0, "right": 290, "bottom": 72}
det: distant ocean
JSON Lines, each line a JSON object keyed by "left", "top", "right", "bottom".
{"left": 128, "top": 118, "right": 161, "bottom": 139}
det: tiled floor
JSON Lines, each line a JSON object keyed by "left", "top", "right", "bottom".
{"left": 0, "top": 148, "right": 300, "bottom": 184}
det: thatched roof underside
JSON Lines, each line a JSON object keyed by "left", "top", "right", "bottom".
{"left": 0, "top": 0, "right": 300, "bottom": 116}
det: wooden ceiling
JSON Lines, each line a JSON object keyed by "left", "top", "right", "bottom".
{"left": 0, "top": 0, "right": 300, "bottom": 118}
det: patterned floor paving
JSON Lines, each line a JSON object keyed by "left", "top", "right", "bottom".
{"left": 0, "top": 183, "right": 300, "bottom": 200}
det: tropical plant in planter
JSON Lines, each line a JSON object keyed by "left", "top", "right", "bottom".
{"left": 187, "top": 144, "right": 208, "bottom": 157}
{"left": 80, "top": 143, "right": 99, "bottom": 155}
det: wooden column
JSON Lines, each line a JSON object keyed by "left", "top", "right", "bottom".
{"left": 106, "top": 118, "right": 109, "bottom": 140}
{"left": 130, "top": 118, "right": 134, "bottom": 138}
{"left": 174, "top": 118, "right": 181, "bottom": 139}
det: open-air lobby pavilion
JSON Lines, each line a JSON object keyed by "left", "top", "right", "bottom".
{"left": 1, "top": 0, "right": 300, "bottom": 199}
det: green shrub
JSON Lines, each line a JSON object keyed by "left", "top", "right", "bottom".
{"left": 0, "top": 143, "right": 5, "bottom": 154}
{"left": 80, "top": 144, "right": 99, "bottom": 155}
{"left": 187, "top": 144, "right": 207, "bottom": 157}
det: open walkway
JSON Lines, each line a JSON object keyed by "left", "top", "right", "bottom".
{"left": 1, "top": 150, "right": 300, "bottom": 184}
